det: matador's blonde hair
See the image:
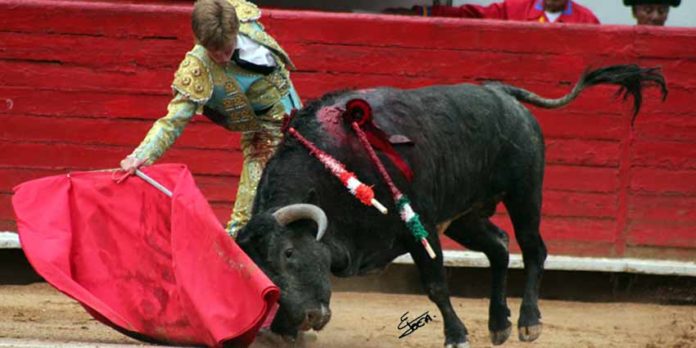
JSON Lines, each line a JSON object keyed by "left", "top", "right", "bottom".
{"left": 192, "top": 0, "right": 239, "bottom": 50}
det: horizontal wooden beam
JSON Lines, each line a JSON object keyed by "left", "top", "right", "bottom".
{"left": 394, "top": 250, "right": 696, "bottom": 277}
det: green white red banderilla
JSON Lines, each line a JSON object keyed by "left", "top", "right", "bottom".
{"left": 287, "top": 127, "right": 388, "bottom": 214}
{"left": 347, "top": 118, "right": 437, "bottom": 259}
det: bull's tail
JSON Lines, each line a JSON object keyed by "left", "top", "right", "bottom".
{"left": 490, "top": 64, "right": 668, "bottom": 124}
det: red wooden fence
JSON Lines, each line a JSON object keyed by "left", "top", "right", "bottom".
{"left": 1, "top": 0, "right": 694, "bottom": 260}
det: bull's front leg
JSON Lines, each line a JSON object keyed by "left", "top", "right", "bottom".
{"left": 409, "top": 234, "right": 469, "bottom": 348}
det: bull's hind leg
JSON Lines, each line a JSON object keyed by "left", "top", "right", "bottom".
{"left": 445, "top": 217, "right": 512, "bottom": 345}
{"left": 409, "top": 234, "right": 469, "bottom": 348}
{"left": 504, "top": 184, "right": 547, "bottom": 342}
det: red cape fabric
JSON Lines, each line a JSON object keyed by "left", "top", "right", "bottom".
{"left": 12, "top": 164, "right": 279, "bottom": 347}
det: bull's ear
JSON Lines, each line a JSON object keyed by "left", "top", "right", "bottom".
{"left": 236, "top": 215, "right": 276, "bottom": 248}
{"left": 235, "top": 223, "right": 269, "bottom": 258}
{"left": 234, "top": 227, "right": 254, "bottom": 247}
{"left": 304, "top": 189, "right": 318, "bottom": 205}
{"left": 234, "top": 221, "right": 263, "bottom": 247}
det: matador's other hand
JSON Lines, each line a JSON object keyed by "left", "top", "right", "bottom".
{"left": 119, "top": 155, "right": 147, "bottom": 174}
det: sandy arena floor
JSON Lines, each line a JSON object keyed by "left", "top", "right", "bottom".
{"left": 0, "top": 283, "right": 694, "bottom": 348}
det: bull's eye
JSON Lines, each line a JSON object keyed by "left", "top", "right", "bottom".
{"left": 284, "top": 248, "right": 294, "bottom": 258}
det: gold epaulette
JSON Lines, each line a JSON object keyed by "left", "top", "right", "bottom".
{"left": 227, "top": 0, "right": 261, "bottom": 22}
{"left": 172, "top": 54, "right": 213, "bottom": 104}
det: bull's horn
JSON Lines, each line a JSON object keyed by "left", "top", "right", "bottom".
{"left": 273, "top": 204, "right": 328, "bottom": 241}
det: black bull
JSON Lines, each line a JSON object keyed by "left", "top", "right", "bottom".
{"left": 237, "top": 65, "right": 666, "bottom": 347}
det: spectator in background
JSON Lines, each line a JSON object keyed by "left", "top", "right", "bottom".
{"left": 392, "top": 0, "right": 600, "bottom": 24}
{"left": 624, "top": 0, "right": 681, "bottom": 26}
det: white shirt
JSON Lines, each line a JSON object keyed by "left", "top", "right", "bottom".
{"left": 545, "top": 11, "right": 562, "bottom": 23}
{"left": 236, "top": 34, "right": 277, "bottom": 67}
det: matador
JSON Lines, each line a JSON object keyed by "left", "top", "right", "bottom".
{"left": 120, "top": 0, "right": 301, "bottom": 237}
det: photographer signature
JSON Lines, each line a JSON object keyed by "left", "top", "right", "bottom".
{"left": 398, "top": 311, "right": 435, "bottom": 339}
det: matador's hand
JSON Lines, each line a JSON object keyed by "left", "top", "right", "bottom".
{"left": 119, "top": 155, "right": 147, "bottom": 174}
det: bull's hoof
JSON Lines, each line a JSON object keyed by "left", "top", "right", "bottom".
{"left": 445, "top": 342, "right": 471, "bottom": 348}
{"left": 518, "top": 323, "right": 542, "bottom": 342}
{"left": 490, "top": 325, "right": 512, "bottom": 345}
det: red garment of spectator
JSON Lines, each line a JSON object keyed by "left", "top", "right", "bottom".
{"left": 431, "top": 0, "right": 600, "bottom": 24}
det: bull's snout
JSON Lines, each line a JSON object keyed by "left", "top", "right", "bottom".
{"left": 300, "top": 304, "right": 331, "bottom": 331}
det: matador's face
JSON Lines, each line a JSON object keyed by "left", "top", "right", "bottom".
{"left": 206, "top": 38, "right": 237, "bottom": 66}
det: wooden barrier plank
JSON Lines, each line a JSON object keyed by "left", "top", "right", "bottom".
{"left": 0, "top": 31, "right": 187, "bottom": 70}
{"left": 266, "top": 11, "right": 633, "bottom": 58}
{"left": 542, "top": 191, "right": 617, "bottom": 219}
{"left": 544, "top": 165, "right": 619, "bottom": 193}
{"left": 0, "top": 167, "right": 238, "bottom": 203}
{"left": 545, "top": 139, "right": 620, "bottom": 167}
{"left": 628, "top": 194, "right": 696, "bottom": 223}
{"left": 634, "top": 28, "right": 696, "bottom": 59}
{"left": 534, "top": 111, "right": 625, "bottom": 141}
{"left": 0, "top": 170, "right": 239, "bottom": 202}
{"left": 508, "top": 216, "right": 616, "bottom": 243}
{"left": 211, "top": 202, "right": 232, "bottom": 227}
{"left": 0, "top": 183, "right": 237, "bottom": 225}
{"left": 0, "top": 0, "right": 191, "bottom": 38}
{"left": 627, "top": 223, "right": 696, "bottom": 249}
{"left": 0, "top": 168, "right": 67, "bottom": 194}
{"left": 631, "top": 140, "right": 696, "bottom": 170}
{"left": 630, "top": 168, "right": 696, "bottom": 196}
{"left": 0, "top": 194, "right": 15, "bottom": 222}
{"left": 0, "top": 220, "right": 16, "bottom": 232}
{"left": 472, "top": 24, "right": 637, "bottom": 59}
{"left": 195, "top": 175, "right": 238, "bottom": 203}
{"left": 0, "top": 141, "right": 243, "bottom": 176}
{"left": 287, "top": 43, "right": 590, "bottom": 83}
{"left": 0, "top": 60, "right": 174, "bottom": 93}
{"left": 441, "top": 216, "right": 616, "bottom": 249}
{"left": 0, "top": 115, "right": 241, "bottom": 150}
{"left": 638, "top": 58, "right": 696, "bottom": 88}
{"left": 634, "top": 113, "right": 696, "bottom": 143}
{"left": 440, "top": 237, "right": 616, "bottom": 257}
{"left": 0, "top": 87, "right": 168, "bottom": 118}
{"left": 638, "top": 86, "right": 695, "bottom": 115}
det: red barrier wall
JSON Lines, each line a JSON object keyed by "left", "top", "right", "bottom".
{"left": 1, "top": 0, "right": 694, "bottom": 260}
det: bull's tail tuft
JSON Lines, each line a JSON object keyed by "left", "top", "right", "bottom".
{"left": 490, "top": 64, "right": 668, "bottom": 125}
